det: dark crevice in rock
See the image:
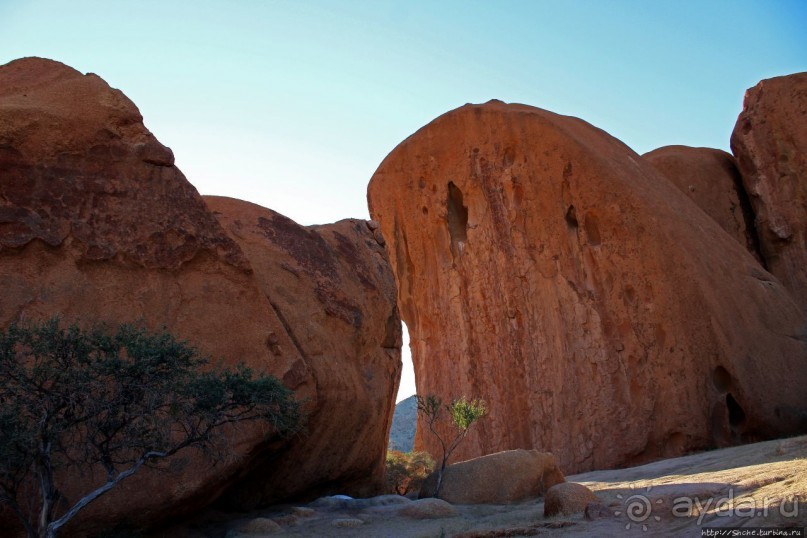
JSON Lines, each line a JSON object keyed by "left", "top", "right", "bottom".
{"left": 382, "top": 306, "right": 402, "bottom": 349}
{"left": 269, "top": 299, "right": 308, "bottom": 361}
{"left": 447, "top": 181, "right": 468, "bottom": 258}
{"left": 732, "top": 169, "right": 767, "bottom": 268}
{"left": 565, "top": 205, "right": 578, "bottom": 229}
{"left": 726, "top": 393, "right": 747, "bottom": 431}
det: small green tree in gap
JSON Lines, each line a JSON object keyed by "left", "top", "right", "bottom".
{"left": 0, "top": 318, "right": 302, "bottom": 538}
{"left": 416, "top": 394, "right": 487, "bottom": 497}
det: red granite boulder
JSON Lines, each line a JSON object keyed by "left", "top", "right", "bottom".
{"left": 731, "top": 73, "right": 807, "bottom": 311}
{"left": 368, "top": 100, "right": 807, "bottom": 475}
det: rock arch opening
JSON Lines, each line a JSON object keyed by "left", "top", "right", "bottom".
{"left": 397, "top": 321, "right": 416, "bottom": 402}
{"left": 387, "top": 321, "right": 417, "bottom": 453}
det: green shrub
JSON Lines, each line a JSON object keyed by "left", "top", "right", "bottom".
{"left": 0, "top": 318, "right": 302, "bottom": 538}
{"left": 417, "top": 394, "right": 487, "bottom": 497}
{"left": 385, "top": 450, "right": 435, "bottom": 496}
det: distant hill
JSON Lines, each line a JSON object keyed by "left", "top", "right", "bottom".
{"left": 388, "top": 395, "right": 417, "bottom": 452}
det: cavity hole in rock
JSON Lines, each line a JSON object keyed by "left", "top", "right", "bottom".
{"left": 502, "top": 146, "right": 516, "bottom": 167}
{"left": 447, "top": 181, "right": 468, "bottom": 254}
{"left": 726, "top": 393, "right": 747, "bottom": 430}
{"left": 565, "top": 205, "right": 578, "bottom": 229}
{"left": 712, "top": 366, "right": 732, "bottom": 393}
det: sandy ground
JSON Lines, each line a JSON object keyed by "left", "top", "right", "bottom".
{"left": 166, "top": 435, "right": 807, "bottom": 537}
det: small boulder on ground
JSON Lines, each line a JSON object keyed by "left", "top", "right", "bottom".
{"left": 544, "top": 482, "right": 599, "bottom": 517}
{"left": 399, "top": 498, "right": 458, "bottom": 519}
{"left": 419, "top": 449, "right": 565, "bottom": 504}
{"left": 331, "top": 518, "right": 364, "bottom": 527}
{"left": 227, "top": 517, "right": 282, "bottom": 536}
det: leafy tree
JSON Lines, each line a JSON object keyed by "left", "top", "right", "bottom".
{"left": 385, "top": 450, "right": 434, "bottom": 496}
{"left": 0, "top": 318, "right": 302, "bottom": 538}
{"left": 416, "top": 394, "right": 486, "bottom": 497}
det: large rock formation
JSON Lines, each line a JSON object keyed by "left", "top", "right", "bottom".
{"left": 0, "top": 57, "right": 399, "bottom": 534}
{"left": 419, "top": 449, "right": 565, "bottom": 504}
{"left": 367, "top": 100, "right": 807, "bottom": 475}
{"left": 643, "top": 145, "right": 761, "bottom": 259}
{"left": 730, "top": 73, "right": 807, "bottom": 311}
{"left": 204, "top": 196, "right": 402, "bottom": 507}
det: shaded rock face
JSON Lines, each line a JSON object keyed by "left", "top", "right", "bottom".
{"left": 642, "top": 145, "right": 761, "bottom": 259}
{"left": 0, "top": 57, "right": 308, "bottom": 534}
{"left": 367, "top": 100, "right": 807, "bottom": 475}
{"left": 204, "top": 196, "right": 402, "bottom": 507}
{"left": 0, "top": 57, "right": 399, "bottom": 533}
{"left": 731, "top": 73, "right": 807, "bottom": 311}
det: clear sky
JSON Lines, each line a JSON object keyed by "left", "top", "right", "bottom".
{"left": 1, "top": 0, "right": 805, "bottom": 402}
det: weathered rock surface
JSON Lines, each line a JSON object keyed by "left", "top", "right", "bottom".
{"left": 419, "top": 449, "right": 565, "bottom": 504}
{"left": 399, "top": 498, "right": 458, "bottom": 519}
{"left": 227, "top": 517, "right": 282, "bottom": 536}
{"left": 0, "top": 56, "right": 309, "bottom": 535}
{"left": 0, "top": 57, "right": 399, "bottom": 534}
{"left": 543, "top": 482, "right": 599, "bottom": 517}
{"left": 367, "top": 99, "right": 807, "bottom": 475}
{"left": 204, "top": 195, "right": 402, "bottom": 507}
{"left": 731, "top": 73, "right": 807, "bottom": 311}
{"left": 643, "top": 145, "right": 761, "bottom": 258}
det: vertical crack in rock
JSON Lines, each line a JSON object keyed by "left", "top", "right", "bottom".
{"left": 731, "top": 170, "right": 767, "bottom": 268}
{"left": 393, "top": 217, "right": 416, "bottom": 322}
{"left": 382, "top": 306, "right": 403, "bottom": 349}
{"left": 447, "top": 181, "right": 468, "bottom": 259}
{"left": 269, "top": 299, "right": 309, "bottom": 361}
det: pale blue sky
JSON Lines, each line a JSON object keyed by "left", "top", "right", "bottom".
{"left": 2, "top": 0, "right": 805, "bottom": 400}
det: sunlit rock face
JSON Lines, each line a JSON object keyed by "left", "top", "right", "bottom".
{"left": 368, "top": 99, "right": 807, "bottom": 475}
{"left": 643, "top": 145, "right": 761, "bottom": 260}
{"left": 0, "top": 57, "right": 400, "bottom": 534}
{"left": 730, "top": 72, "right": 807, "bottom": 312}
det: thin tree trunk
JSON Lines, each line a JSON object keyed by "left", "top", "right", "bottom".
{"left": 435, "top": 467, "right": 445, "bottom": 498}
{"left": 36, "top": 441, "right": 57, "bottom": 538}
{"left": 46, "top": 451, "right": 164, "bottom": 538}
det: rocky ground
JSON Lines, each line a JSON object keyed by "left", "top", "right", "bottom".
{"left": 161, "top": 435, "right": 807, "bottom": 537}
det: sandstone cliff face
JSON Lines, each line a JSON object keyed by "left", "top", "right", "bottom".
{"left": 0, "top": 57, "right": 398, "bottom": 533}
{"left": 730, "top": 73, "right": 807, "bottom": 311}
{"left": 642, "top": 145, "right": 761, "bottom": 259}
{"left": 367, "top": 100, "right": 807, "bottom": 474}
{"left": 204, "top": 196, "right": 402, "bottom": 507}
